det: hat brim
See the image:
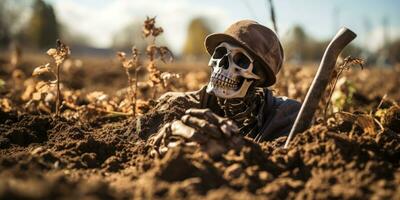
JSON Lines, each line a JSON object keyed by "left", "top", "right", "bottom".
{"left": 204, "top": 33, "right": 276, "bottom": 87}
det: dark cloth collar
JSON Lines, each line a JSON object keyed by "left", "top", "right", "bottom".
{"left": 198, "top": 85, "right": 275, "bottom": 135}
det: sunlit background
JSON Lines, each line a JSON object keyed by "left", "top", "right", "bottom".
{"left": 1, "top": 0, "right": 399, "bottom": 65}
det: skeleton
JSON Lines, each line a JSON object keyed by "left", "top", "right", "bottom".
{"left": 149, "top": 20, "right": 301, "bottom": 155}
{"left": 206, "top": 42, "right": 261, "bottom": 99}
{"left": 205, "top": 42, "right": 270, "bottom": 137}
{"left": 150, "top": 42, "right": 272, "bottom": 154}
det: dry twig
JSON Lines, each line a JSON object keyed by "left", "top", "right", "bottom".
{"left": 143, "top": 17, "right": 174, "bottom": 98}
{"left": 117, "top": 47, "right": 141, "bottom": 117}
{"left": 32, "top": 39, "right": 70, "bottom": 118}
{"left": 323, "top": 56, "right": 364, "bottom": 120}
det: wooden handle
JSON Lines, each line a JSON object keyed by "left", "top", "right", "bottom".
{"left": 284, "top": 27, "right": 357, "bottom": 148}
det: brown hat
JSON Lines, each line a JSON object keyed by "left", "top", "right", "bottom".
{"left": 204, "top": 20, "right": 284, "bottom": 86}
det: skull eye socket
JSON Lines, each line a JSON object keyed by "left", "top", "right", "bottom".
{"left": 233, "top": 52, "right": 251, "bottom": 69}
{"left": 212, "top": 46, "right": 227, "bottom": 59}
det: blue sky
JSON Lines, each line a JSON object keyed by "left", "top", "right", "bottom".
{"left": 46, "top": 0, "right": 400, "bottom": 53}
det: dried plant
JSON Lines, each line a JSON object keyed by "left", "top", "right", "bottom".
{"left": 117, "top": 47, "right": 141, "bottom": 117}
{"left": 24, "top": 79, "right": 57, "bottom": 114}
{"left": 160, "top": 72, "right": 181, "bottom": 89}
{"left": 323, "top": 56, "right": 364, "bottom": 120}
{"left": 32, "top": 39, "right": 70, "bottom": 117}
{"left": 143, "top": 16, "right": 164, "bottom": 39}
{"left": 85, "top": 91, "right": 118, "bottom": 114}
{"left": 143, "top": 17, "right": 174, "bottom": 98}
{"left": 86, "top": 91, "right": 109, "bottom": 105}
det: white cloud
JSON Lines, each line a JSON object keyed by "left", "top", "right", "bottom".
{"left": 52, "top": 0, "right": 230, "bottom": 53}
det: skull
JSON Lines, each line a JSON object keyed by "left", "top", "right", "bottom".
{"left": 206, "top": 42, "right": 261, "bottom": 99}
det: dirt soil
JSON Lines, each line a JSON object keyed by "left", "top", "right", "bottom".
{"left": 0, "top": 57, "right": 399, "bottom": 199}
{"left": 1, "top": 101, "right": 399, "bottom": 200}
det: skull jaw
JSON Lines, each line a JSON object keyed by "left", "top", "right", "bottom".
{"left": 206, "top": 79, "right": 253, "bottom": 99}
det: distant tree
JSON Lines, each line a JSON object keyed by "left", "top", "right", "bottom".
{"left": 26, "top": 0, "right": 59, "bottom": 49}
{"left": 305, "top": 41, "right": 362, "bottom": 61}
{"left": 283, "top": 25, "right": 362, "bottom": 63}
{"left": 111, "top": 21, "right": 147, "bottom": 51}
{"left": 283, "top": 25, "right": 308, "bottom": 62}
{"left": 304, "top": 40, "right": 327, "bottom": 61}
{"left": 0, "top": 1, "right": 11, "bottom": 47}
{"left": 182, "top": 18, "right": 212, "bottom": 58}
{"left": 387, "top": 39, "right": 400, "bottom": 64}
{"left": 0, "top": 0, "right": 26, "bottom": 48}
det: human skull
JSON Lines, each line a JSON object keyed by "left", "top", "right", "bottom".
{"left": 206, "top": 42, "right": 261, "bottom": 99}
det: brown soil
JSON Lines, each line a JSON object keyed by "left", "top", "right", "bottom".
{"left": 1, "top": 100, "right": 399, "bottom": 199}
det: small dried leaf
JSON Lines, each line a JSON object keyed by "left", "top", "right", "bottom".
{"left": 143, "top": 16, "right": 156, "bottom": 38}
{"left": 147, "top": 62, "right": 161, "bottom": 85}
{"left": 35, "top": 81, "right": 51, "bottom": 93}
{"left": 44, "top": 92, "right": 55, "bottom": 103}
{"left": 131, "top": 47, "right": 141, "bottom": 66}
{"left": 32, "top": 63, "right": 51, "bottom": 76}
{"left": 146, "top": 45, "right": 159, "bottom": 59}
{"left": 47, "top": 49, "right": 57, "bottom": 56}
{"left": 159, "top": 46, "right": 174, "bottom": 63}
{"left": 117, "top": 52, "right": 126, "bottom": 61}
{"left": 123, "top": 60, "right": 133, "bottom": 69}
{"left": 53, "top": 40, "right": 71, "bottom": 66}
{"left": 160, "top": 72, "right": 180, "bottom": 80}
{"left": 87, "top": 91, "right": 109, "bottom": 103}
{"left": 142, "top": 16, "right": 163, "bottom": 38}
{"left": 132, "top": 47, "right": 139, "bottom": 57}
{"left": 340, "top": 56, "right": 365, "bottom": 70}
{"left": 142, "top": 28, "right": 151, "bottom": 37}
{"left": 97, "top": 94, "right": 108, "bottom": 102}
{"left": 32, "top": 92, "right": 43, "bottom": 101}
{"left": 152, "top": 27, "right": 163, "bottom": 37}
{"left": 117, "top": 50, "right": 139, "bottom": 69}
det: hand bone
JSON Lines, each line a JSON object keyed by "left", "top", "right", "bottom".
{"left": 149, "top": 108, "right": 239, "bottom": 156}
{"left": 183, "top": 108, "right": 239, "bottom": 138}
{"left": 170, "top": 120, "right": 208, "bottom": 143}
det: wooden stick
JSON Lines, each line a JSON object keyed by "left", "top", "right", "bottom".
{"left": 284, "top": 27, "right": 356, "bottom": 148}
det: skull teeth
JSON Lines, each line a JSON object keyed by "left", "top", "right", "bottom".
{"left": 210, "top": 73, "right": 239, "bottom": 89}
